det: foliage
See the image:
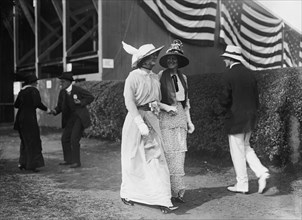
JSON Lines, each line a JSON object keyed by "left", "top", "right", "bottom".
{"left": 186, "top": 67, "right": 302, "bottom": 167}
{"left": 77, "top": 80, "right": 127, "bottom": 141}
{"left": 186, "top": 73, "right": 228, "bottom": 157}
{"left": 80, "top": 67, "right": 302, "bottom": 167}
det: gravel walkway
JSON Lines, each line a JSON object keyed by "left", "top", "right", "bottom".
{"left": 0, "top": 128, "right": 301, "bottom": 219}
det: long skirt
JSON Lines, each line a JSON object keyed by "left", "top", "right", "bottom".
{"left": 18, "top": 126, "right": 45, "bottom": 170}
{"left": 160, "top": 102, "right": 187, "bottom": 198}
{"left": 120, "top": 110, "right": 173, "bottom": 207}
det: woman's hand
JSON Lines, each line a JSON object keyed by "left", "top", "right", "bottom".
{"left": 166, "top": 106, "right": 177, "bottom": 116}
{"left": 137, "top": 123, "right": 149, "bottom": 136}
{"left": 187, "top": 122, "right": 195, "bottom": 134}
{"left": 134, "top": 115, "right": 149, "bottom": 136}
{"left": 158, "top": 102, "right": 177, "bottom": 115}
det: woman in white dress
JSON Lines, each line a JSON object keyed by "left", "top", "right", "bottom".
{"left": 120, "top": 41, "right": 178, "bottom": 213}
{"left": 158, "top": 40, "right": 195, "bottom": 204}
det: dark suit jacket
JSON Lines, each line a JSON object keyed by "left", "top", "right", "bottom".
{"left": 218, "top": 64, "right": 259, "bottom": 134}
{"left": 54, "top": 85, "right": 94, "bottom": 129}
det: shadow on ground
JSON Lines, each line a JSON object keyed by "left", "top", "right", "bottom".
{"left": 1, "top": 126, "right": 302, "bottom": 219}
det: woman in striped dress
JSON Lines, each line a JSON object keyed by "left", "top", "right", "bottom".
{"left": 158, "top": 40, "right": 195, "bottom": 203}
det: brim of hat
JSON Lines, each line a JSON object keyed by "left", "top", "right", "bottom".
{"left": 25, "top": 79, "right": 38, "bottom": 84}
{"left": 221, "top": 53, "right": 244, "bottom": 63}
{"left": 58, "top": 76, "right": 74, "bottom": 81}
{"left": 159, "top": 53, "right": 189, "bottom": 68}
{"left": 133, "top": 46, "right": 164, "bottom": 68}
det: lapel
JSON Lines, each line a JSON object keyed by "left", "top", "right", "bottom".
{"left": 63, "top": 89, "right": 73, "bottom": 110}
{"left": 62, "top": 90, "right": 69, "bottom": 109}
{"left": 69, "top": 85, "right": 77, "bottom": 99}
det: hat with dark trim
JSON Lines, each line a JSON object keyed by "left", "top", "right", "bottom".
{"left": 58, "top": 72, "right": 74, "bottom": 81}
{"left": 159, "top": 39, "right": 189, "bottom": 68}
{"left": 24, "top": 74, "right": 38, "bottom": 85}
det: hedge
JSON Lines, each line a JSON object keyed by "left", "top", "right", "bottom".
{"left": 78, "top": 80, "right": 127, "bottom": 141}
{"left": 78, "top": 67, "right": 302, "bottom": 167}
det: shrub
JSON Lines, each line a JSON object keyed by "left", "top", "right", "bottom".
{"left": 78, "top": 80, "right": 127, "bottom": 141}
{"left": 186, "top": 73, "right": 228, "bottom": 157}
{"left": 80, "top": 67, "right": 302, "bottom": 167}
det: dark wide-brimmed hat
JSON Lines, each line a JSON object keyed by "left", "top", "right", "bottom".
{"left": 24, "top": 74, "right": 38, "bottom": 85}
{"left": 58, "top": 72, "right": 74, "bottom": 81}
{"left": 221, "top": 45, "right": 245, "bottom": 63}
{"left": 122, "top": 41, "right": 164, "bottom": 68}
{"left": 159, "top": 39, "right": 189, "bottom": 68}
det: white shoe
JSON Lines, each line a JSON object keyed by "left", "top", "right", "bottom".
{"left": 227, "top": 185, "right": 248, "bottom": 194}
{"left": 258, "top": 172, "right": 270, "bottom": 193}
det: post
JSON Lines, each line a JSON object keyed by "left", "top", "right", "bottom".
{"left": 98, "top": 0, "right": 103, "bottom": 80}
{"left": 34, "top": 0, "right": 41, "bottom": 77}
{"left": 62, "top": 0, "right": 70, "bottom": 72}
{"left": 13, "top": 0, "right": 19, "bottom": 74}
{"left": 214, "top": 0, "right": 221, "bottom": 48}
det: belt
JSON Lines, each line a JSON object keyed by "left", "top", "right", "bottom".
{"left": 137, "top": 103, "right": 151, "bottom": 111}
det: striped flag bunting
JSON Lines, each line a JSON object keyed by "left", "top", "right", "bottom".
{"left": 283, "top": 24, "right": 302, "bottom": 67}
{"left": 140, "top": 0, "right": 302, "bottom": 68}
{"left": 220, "top": 0, "right": 284, "bottom": 70}
{"left": 139, "top": 0, "right": 217, "bottom": 46}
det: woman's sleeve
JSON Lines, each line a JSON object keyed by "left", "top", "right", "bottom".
{"left": 14, "top": 94, "right": 21, "bottom": 109}
{"left": 123, "top": 73, "right": 140, "bottom": 119}
{"left": 33, "top": 88, "right": 47, "bottom": 111}
{"left": 183, "top": 74, "right": 191, "bottom": 109}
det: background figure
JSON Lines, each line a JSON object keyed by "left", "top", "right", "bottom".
{"left": 217, "top": 45, "right": 270, "bottom": 194}
{"left": 158, "top": 40, "right": 195, "bottom": 203}
{"left": 14, "top": 74, "right": 49, "bottom": 172}
{"left": 120, "top": 41, "right": 177, "bottom": 213}
{"left": 50, "top": 72, "right": 94, "bottom": 168}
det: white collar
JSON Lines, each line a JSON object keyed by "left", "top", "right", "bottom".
{"left": 21, "top": 85, "right": 34, "bottom": 90}
{"left": 66, "top": 84, "right": 73, "bottom": 92}
{"left": 140, "top": 68, "right": 152, "bottom": 75}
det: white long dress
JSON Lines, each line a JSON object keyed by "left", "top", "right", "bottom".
{"left": 120, "top": 68, "right": 173, "bottom": 207}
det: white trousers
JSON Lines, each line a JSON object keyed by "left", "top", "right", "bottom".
{"left": 228, "top": 132, "right": 269, "bottom": 191}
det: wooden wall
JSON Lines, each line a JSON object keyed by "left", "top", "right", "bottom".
{"left": 101, "top": 0, "right": 226, "bottom": 80}
{"left": 0, "top": 18, "right": 14, "bottom": 123}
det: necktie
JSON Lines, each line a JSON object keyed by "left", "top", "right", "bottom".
{"left": 171, "top": 75, "right": 179, "bottom": 92}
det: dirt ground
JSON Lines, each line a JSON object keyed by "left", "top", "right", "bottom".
{"left": 0, "top": 126, "right": 301, "bottom": 220}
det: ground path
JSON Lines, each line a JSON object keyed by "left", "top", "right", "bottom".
{"left": 0, "top": 128, "right": 301, "bottom": 219}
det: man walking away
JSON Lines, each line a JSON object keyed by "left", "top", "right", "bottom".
{"left": 217, "top": 45, "right": 270, "bottom": 194}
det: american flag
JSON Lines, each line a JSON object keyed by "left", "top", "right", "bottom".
{"left": 140, "top": 0, "right": 302, "bottom": 68}
{"left": 140, "top": 0, "right": 217, "bottom": 46}
{"left": 283, "top": 24, "right": 302, "bottom": 67}
{"left": 220, "top": 0, "right": 284, "bottom": 70}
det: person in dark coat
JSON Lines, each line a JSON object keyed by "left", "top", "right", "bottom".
{"left": 217, "top": 45, "right": 270, "bottom": 194}
{"left": 50, "top": 72, "right": 94, "bottom": 168}
{"left": 14, "top": 74, "right": 50, "bottom": 172}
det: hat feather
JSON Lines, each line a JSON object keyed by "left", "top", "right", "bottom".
{"left": 122, "top": 41, "right": 138, "bottom": 55}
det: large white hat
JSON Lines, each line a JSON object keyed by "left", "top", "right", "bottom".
{"left": 122, "top": 41, "right": 164, "bottom": 68}
{"left": 221, "top": 45, "right": 245, "bottom": 63}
